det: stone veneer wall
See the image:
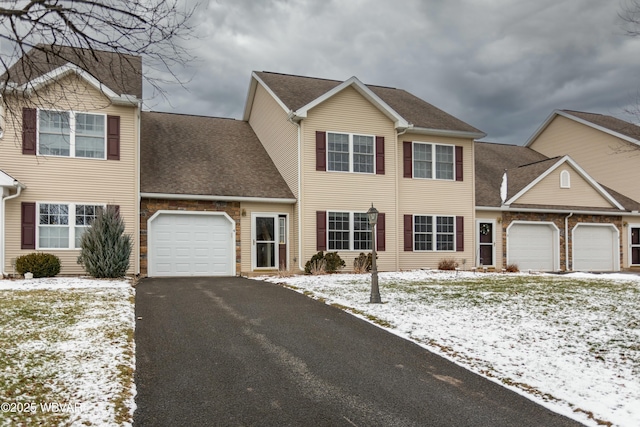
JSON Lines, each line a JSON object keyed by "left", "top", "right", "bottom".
{"left": 140, "top": 198, "right": 241, "bottom": 276}
{"left": 501, "top": 212, "right": 623, "bottom": 271}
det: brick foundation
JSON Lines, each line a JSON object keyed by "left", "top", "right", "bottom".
{"left": 140, "top": 198, "right": 241, "bottom": 276}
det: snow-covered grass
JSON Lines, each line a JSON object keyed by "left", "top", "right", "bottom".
{"left": 0, "top": 278, "right": 135, "bottom": 427}
{"left": 262, "top": 270, "right": 640, "bottom": 427}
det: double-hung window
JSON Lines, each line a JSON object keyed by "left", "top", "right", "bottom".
{"left": 38, "top": 110, "right": 106, "bottom": 159}
{"left": 327, "top": 132, "right": 374, "bottom": 173}
{"left": 38, "top": 203, "right": 104, "bottom": 249}
{"left": 413, "top": 143, "right": 454, "bottom": 180}
{"left": 414, "top": 215, "right": 455, "bottom": 251}
{"left": 328, "top": 211, "right": 372, "bottom": 250}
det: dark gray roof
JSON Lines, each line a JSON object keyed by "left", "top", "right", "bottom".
{"left": 140, "top": 112, "right": 295, "bottom": 200}
{"left": 1, "top": 45, "right": 142, "bottom": 98}
{"left": 254, "top": 71, "right": 483, "bottom": 134}
{"left": 474, "top": 141, "right": 640, "bottom": 211}
{"left": 562, "top": 110, "right": 640, "bottom": 142}
{"left": 475, "top": 142, "right": 547, "bottom": 207}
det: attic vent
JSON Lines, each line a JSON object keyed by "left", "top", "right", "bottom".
{"left": 560, "top": 170, "right": 570, "bottom": 189}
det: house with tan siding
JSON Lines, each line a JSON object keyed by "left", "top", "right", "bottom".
{"left": 0, "top": 46, "right": 141, "bottom": 275}
{"left": 475, "top": 141, "right": 640, "bottom": 272}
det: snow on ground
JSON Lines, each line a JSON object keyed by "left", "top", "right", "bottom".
{"left": 262, "top": 270, "right": 640, "bottom": 427}
{"left": 0, "top": 277, "right": 135, "bottom": 427}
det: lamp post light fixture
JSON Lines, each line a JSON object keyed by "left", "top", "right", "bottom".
{"left": 367, "top": 203, "right": 381, "bottom": 303}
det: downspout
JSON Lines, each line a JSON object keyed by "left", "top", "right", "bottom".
{"left": 2, "top": 183, "right": 24, "bottom": 277}
{"left": 565, "top": 212, "right": 573, "bottom": 272}
{"left": 287, "top": 111, "right": 304, "bottom": 272}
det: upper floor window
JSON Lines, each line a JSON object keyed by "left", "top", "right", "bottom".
{"left": 38, "top": 202, "right": 104, "bottom": 249}
{"left": 560, "top": 170, "right": 570, "bottom": 188}
{"left": 38, "top": 110, "right": 106, "bottom": 159}
{"left": 413, "top": 143, "right": 454, "bottom": 180}
{"left": 327, "top": 132, "right": 375, "bottom": 174}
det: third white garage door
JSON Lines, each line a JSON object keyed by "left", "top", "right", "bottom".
{"left": 507, "top": 223, "right": 558, "bottom": 272}
{"left": 148, "top": 212, "right": 235, "bottom": 277}
{"left": 572, "top": 225, "right": 618, "bottom": 272}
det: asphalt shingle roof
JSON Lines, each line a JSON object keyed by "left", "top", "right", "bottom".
{"left": 474, "top": 141, "right": 640, "bottom": 211}
{"left": 254, "top": 71, "right": 483, "bottom": 134}
{"left": 1, "top": 45, "right": 142, "bottom": 98}
{"left": 140, "top": 111, "right": 295, "bottom": 200}
{"left": 562, "top": 110, "right": 640, "bottom": 142}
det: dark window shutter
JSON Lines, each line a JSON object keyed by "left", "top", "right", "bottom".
{"left": 107, "top": 115, "right": 120, "bottom": 160}
{"left": 107, "top": 204, "right": 120, "bottom": 218}
{"left": 404, "top": 214, "right": 413, "bottom": 251}
{"left": 456, "top": 216, "right": 464, "bottom": 251}
{"left": 403, "top": 141, "right": 412, "bottom": 178}
{"left": 22, "top": 108, "right": 37, "bottom": 155}
{"left": 376, "top": 213, "right": 385, "bottom": 251}
{"left": 21, "top": 202, "right": 36, "bottom": 249}
{"left": 455, "top": 146, "right": 463, "bottom": 181}
{"left": 375, "top": 136, "right": 385, "bottom": 175}
{"left": 316, "top": 131, "right": 326, "bottom": 171}
{"left": 316, "top": 211, "right": 327, "bottom": 251}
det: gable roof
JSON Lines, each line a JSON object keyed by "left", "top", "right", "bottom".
{"left": 525, "top": 109, "right": 640, "bottom": 147}
{"left": 1, "top": 45, "right": 142, "bottom": 100}
{"left": 245, "top": 71, "right": 485, "bottom": 138}
{"left": 140, "top": 112, "right": 295, "bottom": 201}
{"left": 475, "top": 141, "right": 639, "bottom": 211}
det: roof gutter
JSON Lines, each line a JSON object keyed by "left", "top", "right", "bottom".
{"left": 477, "top": 206, "right": 640, "bottom": 216}
{"left": 408, "top": 126, "right": 486, "bottom": 140}
{"left": 140, "top": 192, "right": 297, "bottom": 204}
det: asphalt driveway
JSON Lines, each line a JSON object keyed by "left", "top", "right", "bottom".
{"left": 134, "top": 277, "right": 583, "bottom": 427}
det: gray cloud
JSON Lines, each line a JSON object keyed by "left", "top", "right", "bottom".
{"left": 145, "top": 0, "right": 640, "bottom": 145}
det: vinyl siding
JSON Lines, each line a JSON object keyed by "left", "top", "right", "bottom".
{"left": 299, "top": 86, "right": 398, "bottom": 271}
{"left": 239, "top": 201, "right": 296, "bottom": 274}
{"left": 1, "top": 74, "right": 139, "bottom": 274}
{"left": 398, "top": 134, "right": 476, "bottom": 270}
{"left": 248, "top": 83, "right": 299, "bottom": 197}
{"left": 529, "top": 116, "right": 640, "bottom": 202}
{"left": 515, "top": 166, "right": 616, "bottom": 208}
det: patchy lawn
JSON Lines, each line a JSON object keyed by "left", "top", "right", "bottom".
{"left": 262, "top": 270, "right": 640, "bottom": 427}
{"left": 0, "top": 278, "right": 135, "bottom": 427}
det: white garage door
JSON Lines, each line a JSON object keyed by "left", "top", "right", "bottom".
{"left": 508, "top": 223, "right": 556, "bottom": 271}
{"left": 149, "top": 213, "right": 234, "bottom": 277}
{"left": 573, "top": 225, "right": 618, "bottom": 272}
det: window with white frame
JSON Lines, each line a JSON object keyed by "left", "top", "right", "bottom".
{"left": 38, "top": 110, "right": 106, "bottom": 158}
{"left": 38, "top": 203, "right": 104, "bottom": 249}
{"left": 328, "top": 211, "right": 372, "bottom": 250}
{"left": 413, "top": 143, "right": 454, "bottom": 180}
{"left": 327, "top": 132, "right": 374, "bottom": 173}
{"left": 560, "top": 170, "right": 571, "bottom": 188}
{"left": 414, "top": 215, "right": 455, "bottom": 251}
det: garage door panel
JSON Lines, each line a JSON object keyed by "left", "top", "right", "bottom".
{"left": 508, "top": 224, "right": 556, "bottom": 271}
{"left": 573, "top": 226, "right": 616, "bottom": 272}
{"left": 149, "top": 213, "right": 234, "bottom": 277}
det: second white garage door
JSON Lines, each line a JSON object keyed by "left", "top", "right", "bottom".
{"left": 148, "top": 212, "right": 235, "bottom": 277}
{"left": 507, "top": 223, "right": 558, "bottom": 272}
{"left": 572, "top": 225, "right": 618, "bottom": 272}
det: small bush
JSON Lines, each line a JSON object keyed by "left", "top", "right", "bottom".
{"left": 304, "top": 251, "right": 345, "bottom": 274}
{"left": 506, "top": 263, "right": 519, "bottom": 273}
{"left": 77, "top": 206, "right": 132, "bottom": 278}
{"left": 353, "top": 252, "right": 375, "bottom": 273}
{"left": 438, "top": 258, "right": 459, "bottom": 271}
{"left": 16, "top": 252, "right": 61, "bottom": 278}
{"left": 307, "top": 259, "right": 326, "bottom": 275}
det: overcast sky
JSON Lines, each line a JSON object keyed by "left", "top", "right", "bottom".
{"left": 146, "top": 0, "right": 640, "bottom": 145}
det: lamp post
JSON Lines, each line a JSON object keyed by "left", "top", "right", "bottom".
{"left": 367, "top": 203, "right": 381, "bottom": 303}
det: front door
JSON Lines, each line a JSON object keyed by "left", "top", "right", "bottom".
{"left": 632, "top": 227, "right": 640, "bottom": 265}
{"left": 478, "top": 221, "right": 494, "bottom": 266}
{"left": 252, "top": 214, "right": 287, "bottom": 270}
